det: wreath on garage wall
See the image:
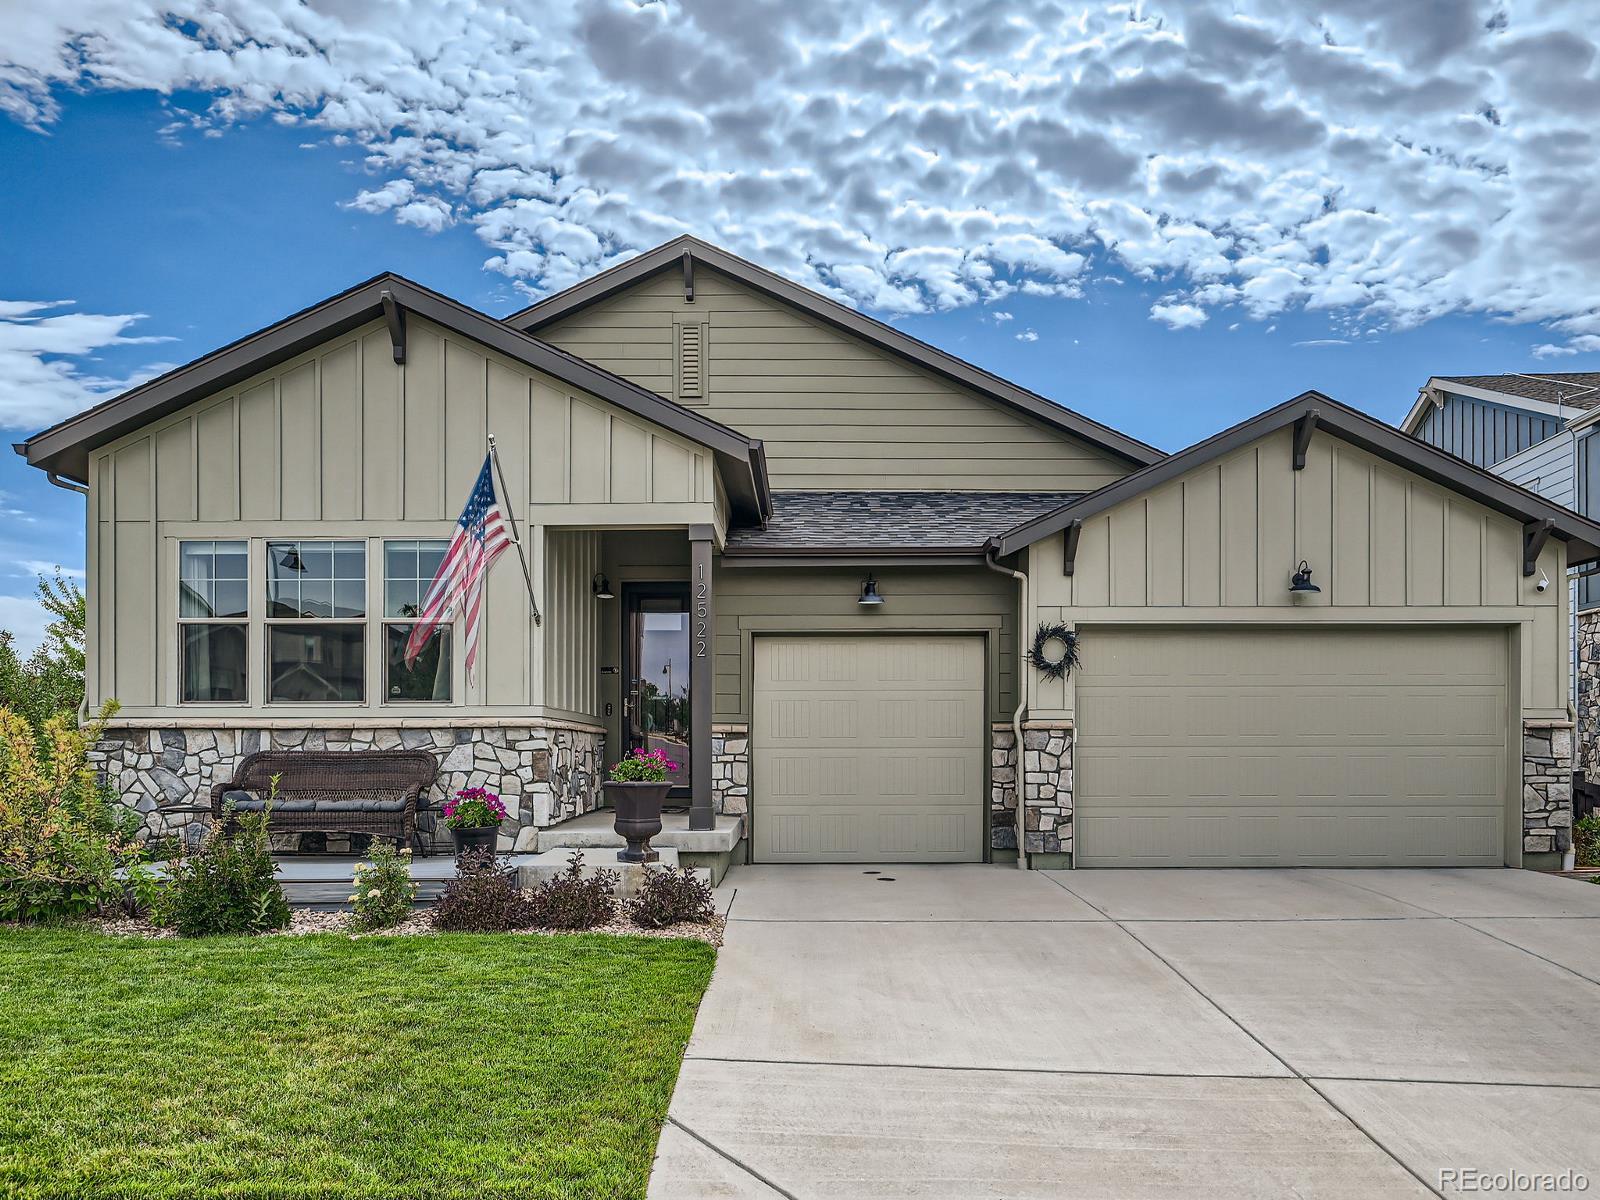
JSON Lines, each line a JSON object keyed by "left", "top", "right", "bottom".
{"left": 1027, "top": 622, "right": 1081, "bottom": 681}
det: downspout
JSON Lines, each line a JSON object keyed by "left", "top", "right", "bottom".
{"left": 985, "top": 545, "right": 1029, "bottom": 870}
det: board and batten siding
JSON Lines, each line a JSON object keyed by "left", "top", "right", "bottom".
{"left": 1413, "top": 392, "right": 1559, "bottom": 469}
{"left": 537, "top": 266, "right": 1133, "bottom": 492}
{"left": 712, "top": 566, "right": 1018, "bottom": 725}
{"left": 1028, "top": 426, "right": 1569, "bottom": 719}
{"left": 86, "top": 316, "right": 720, "bottom": 720}
{"left": 543, "top": 531, "right": 603, "bottom": 721}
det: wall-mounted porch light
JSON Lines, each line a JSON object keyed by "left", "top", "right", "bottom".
{"left": 592, "top": 572, "right": 614, "bottom": 600}
{"left": 858, "top": 575, "right": 885, "bottom": 607}
{"left": 1289, "top": 560, "right": 1321, "bottom": 599}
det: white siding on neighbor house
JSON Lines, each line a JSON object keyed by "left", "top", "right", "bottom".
{"left": 1492, "top": 429, "right": 1579, "bottom": 703}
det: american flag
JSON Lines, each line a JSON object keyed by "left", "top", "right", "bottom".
{"left": 404, "top": 455, "right": 512, "bottom": 676}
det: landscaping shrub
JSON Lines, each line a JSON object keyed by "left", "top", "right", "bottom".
{"left": 347, "top": 841, "right": 417, "bottom": 932}
{"left": 156, "top": 794, "right": 289, "bottom": 936}
{"left": 1575, "top": 813, "right": 1600, "bottom": 868}
{"left": 629, "top": 865, "right": 716, "bottom": 928}
{"left": 432, "top": 848, "right": 532, "bottom": 932}
{"left": 526, "top": 851, "right": 618, "bottom": 930}
{"left": 0, "top": 701, "right": 140, "bottom": 923}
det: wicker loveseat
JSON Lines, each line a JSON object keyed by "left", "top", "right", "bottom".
{"left": 210, "top": 750, "right": 440, "bottom": 853}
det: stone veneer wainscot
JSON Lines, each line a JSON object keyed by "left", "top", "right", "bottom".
{"left": 991, "top": 722, "right": 1073, "bottom": 856}
{"left": 1522, "top": 719, "right": 1574, "bottom": 858}
{"left": 1577, "top": 611, "right": 1600, "bottom": 780}
{"left": 89, "top": 720, "right": 604, "bottom": 855}
{"left": 712, "top": 724, "right": 750, "bottom": 815}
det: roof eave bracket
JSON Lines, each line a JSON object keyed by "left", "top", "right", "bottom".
{"left": 682, "top": 250, "right": 695, "bottom": 303}
{"left": 1062, "top": 519, "right": 1082, "bottom": 576}
{"left": 1292, "top": 408, "right": 1320, "bottom": 470}
{"left": 1524, "top": 517, "right": 1556, "bottom": 577}
{"left": 381, "top": 289, "right": 406, "bottom": 365}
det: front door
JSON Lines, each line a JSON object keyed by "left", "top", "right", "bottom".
{"left": 623, "top": 584, "right": 692, "bottom": 796}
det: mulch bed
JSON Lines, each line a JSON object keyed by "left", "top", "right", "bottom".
{"left": 85, "top": 910, "right": 724, "bottom": 944}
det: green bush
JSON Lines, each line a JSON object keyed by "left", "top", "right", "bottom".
{"left": 347, "top": 841, "right": 417, "bottom": 932}
{"left": 1574, "top": 814, "right": 1600, "bottom": 868}
{"left": 156, "top": 795, "right": 289, "bottom": 937}
{"left": 0, "top": 701, "right": 138, "bottom": 923}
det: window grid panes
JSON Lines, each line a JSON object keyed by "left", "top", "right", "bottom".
{"left": 178, "top": 540, "right": 248, "bottom": 703}
{"left": 383, "top": 539, "right": 452, "bottom": 702}
{"left": 266, "top": 540, "right": 367, "bottom": 703}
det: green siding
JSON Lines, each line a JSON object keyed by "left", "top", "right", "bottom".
{"left": 538, "top": 267, "right": 1130, "bottom": 492}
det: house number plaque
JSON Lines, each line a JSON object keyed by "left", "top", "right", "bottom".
{"left": 694, "top": 563, "right": 709, "bottom": 658}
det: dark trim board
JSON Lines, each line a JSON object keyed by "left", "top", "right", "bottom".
{"left": 991, "top": 390, "right": 1600, "bottom": 567}
{"left": 507, "top": 235, "right": 1164, "bottom": 470}
{"left": 16, "top": 273, "right": 772, "bottom": 523}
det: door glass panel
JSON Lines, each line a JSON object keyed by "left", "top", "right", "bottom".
{"left": 628, "top": 591, "right": 691, "bottom": 789}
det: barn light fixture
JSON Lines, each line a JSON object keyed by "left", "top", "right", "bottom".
{"left": 1289, "top": 560, "right": 1321, "bottom": 597}
{"left": 858, "top": 575, "right": 885, "bottom": 606}
{"left": 591, "top": 572, "right": 614, "bottom": 601}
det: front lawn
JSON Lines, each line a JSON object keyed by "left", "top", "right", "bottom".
{"left": 0, "top": 928, "right": 715, "bottom": 1199}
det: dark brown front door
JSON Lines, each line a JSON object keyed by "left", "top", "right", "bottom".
{"left": 623, "top": 583, "right": 692, "bottom": 796}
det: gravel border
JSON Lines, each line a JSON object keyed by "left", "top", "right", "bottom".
{"left": 69, "top": 911, "right": 724, "bottom": 946}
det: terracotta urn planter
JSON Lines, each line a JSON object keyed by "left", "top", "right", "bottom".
{"left": 606, "top": 780, "right": 671, "bottom": 863}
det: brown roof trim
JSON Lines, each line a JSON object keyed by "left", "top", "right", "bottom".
{"left": 507, "top": 235, "right": 1164, "bottom": 469}
{"left": 15, "top": 273, "right": 770, "bottom": 523}
{"left": 992, "top": 390, "right": 1600, "bottom": 566}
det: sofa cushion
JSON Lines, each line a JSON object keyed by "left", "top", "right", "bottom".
{"left": 221, "top": 790, "right": 318, "bottom": 812}
{"left": 314, "top": 798, "right": 408, "bottom": 813}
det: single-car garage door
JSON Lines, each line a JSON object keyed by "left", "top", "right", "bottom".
{"left": 1075, "top": 627, "right": 1508, "bottom": 868}
{"left": 752, "top": 635, "right": 985, "bottom": 862}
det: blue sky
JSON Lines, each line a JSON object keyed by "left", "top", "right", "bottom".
{"left": 3, "top": 2, "right": 1600, "bottom": 650}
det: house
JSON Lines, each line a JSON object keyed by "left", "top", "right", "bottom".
{"left": 1402, "top": 372, "right": 1600, "bottom": 783}
{"left": 17, "top": 238, "right": 1600, "bottom": 871}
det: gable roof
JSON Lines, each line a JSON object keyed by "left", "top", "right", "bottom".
{"left": 994, "top": 390, "right": 1600, "bottom": 566}
{"left": 15, "top": 273, "right": 771, "bottom": 522}
{"left": 1401, "top": 372, "right": 1600, "bottom": 435}
{"left": 724, "top": 490, "right": 1081, "bottom": 558}
{"left": 506, "top": 235, "right": 1164, "bottom": 469}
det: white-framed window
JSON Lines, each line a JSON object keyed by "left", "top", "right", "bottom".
{"left": 265, "top": 540, "right": 366, "bottom": 702}
{"left": 383, "top": 539, "right": 453, "bottom": 703}
{"left": 178, "top": 540, "right": 249, "bottom": 703}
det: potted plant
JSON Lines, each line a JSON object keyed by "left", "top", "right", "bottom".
{"left": 442, "top": 786, "right": 507, "bottom": 859}
{"left": 605, "top": 748, "right": 676, "bottom": 863}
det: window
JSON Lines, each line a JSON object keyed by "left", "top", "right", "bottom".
{"left": 179, "top": 540, "right": 248, "bottom": 702}
{"left": 266, "top": 540, "right": 366, "bottom": 702}
{"left": 383, "top": 539, "right": 452, "bottom": 702}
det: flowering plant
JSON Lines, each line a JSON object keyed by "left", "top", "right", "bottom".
{"left": 442, "top": 787, "right": 507, "bottom": 830}
{"left": 608, "top": 747, "right": 677, "bottom": 784}
{"left": 347, "top": 841, "right": 416, "bottom": 932}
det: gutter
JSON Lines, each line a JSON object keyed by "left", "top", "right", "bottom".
{"left": 983, "top": 544, "right": 1029, "bottom": 871}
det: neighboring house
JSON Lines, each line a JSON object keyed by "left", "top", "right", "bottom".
{"left": 1402, "top": 372, "right": 1600, "bottom": 781}
{"left": 16, "top": 238, "right": 1600, "bottom": 871}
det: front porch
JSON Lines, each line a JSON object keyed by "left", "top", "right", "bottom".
{"left": 272, "top": 809, "right": 745, "bottom": 905}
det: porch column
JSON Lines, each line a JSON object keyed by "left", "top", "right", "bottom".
{"left": 689, "top": 525, "right": 716, "bottom": 830}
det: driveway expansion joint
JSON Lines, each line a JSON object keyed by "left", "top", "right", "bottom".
{"left": 664, "top": 1116, "right": 800, "bottom": 1200}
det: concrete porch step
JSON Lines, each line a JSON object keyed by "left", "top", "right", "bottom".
{"left": 518, "top": 846, "right": 713, "bottom": 899}
{"left": 534, "top": 810, "right": 744, "bottom": 854}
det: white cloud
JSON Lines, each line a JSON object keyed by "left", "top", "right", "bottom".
{"left": 15, "top": 559, "right": 84, "bottom": 579}
{"left": 0, "top": 300, "right": 172, "bottom": 430}
{"left": 0, "top": 594, "right": 49, "bottom": 657}
{"left": 1015, "top": 329, "right": 1039, "bottom": 342}
{"left": 1293, "top": 338, "right": 1351, "bottom": 348}
{"left": 1150, "top": 302, "right": 1208, "bottom": 330}
{"left": 1533, "top": 343, "right": 1579, "bottom": 359}
{"left": 1, "top": 1, "right": 1599, "bottom": 346}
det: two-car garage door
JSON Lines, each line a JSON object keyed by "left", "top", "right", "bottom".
{"left": 1074, "top": 627, "right": 1508, "bottom": 868}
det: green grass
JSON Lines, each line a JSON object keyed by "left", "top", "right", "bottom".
{"left": 0, "top": 928, "right": 715, "bottom": 1199}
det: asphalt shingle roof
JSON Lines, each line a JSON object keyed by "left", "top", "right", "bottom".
{"left": 1438, "top": 372, "right": 1600, "bottom": 409}
{"left": 725, "top": 490, "right": 1082, "bottom": 552}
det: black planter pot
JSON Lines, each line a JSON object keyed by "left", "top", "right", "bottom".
{"left": 450, "top": 824, "right": 499, "bottom": 859}
{"left": 605, "top": 780, "right": 671, "bottom": 863}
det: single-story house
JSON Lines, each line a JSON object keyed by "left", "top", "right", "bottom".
{"left": 1401, "top": 372, "right": 1600, "bottom": 782}
{"left": 17, "top": 237, "right": 1600, "bottom": 869}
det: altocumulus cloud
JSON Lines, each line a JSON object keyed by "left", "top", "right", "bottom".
{"left": 2, "top": 0, "right": 1599, "bottom": 413}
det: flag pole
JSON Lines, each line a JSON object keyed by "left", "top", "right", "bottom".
{"left": 487, "top": 433, "right": 541, "bottom": 626}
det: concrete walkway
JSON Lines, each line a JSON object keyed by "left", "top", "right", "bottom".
{"left": 649, "top": 866, "right": 1600, "bottom": 1199}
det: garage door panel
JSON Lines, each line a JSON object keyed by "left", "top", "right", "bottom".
{"left": 1077, "top": 628, "right": 1507, "bottom": 868}
{"left": 754, "top": 636, "right": 984, "bottom": 863}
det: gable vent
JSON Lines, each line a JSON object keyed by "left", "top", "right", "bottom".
{"left": 678, "top": 322, "right": 705, "bottom": 401}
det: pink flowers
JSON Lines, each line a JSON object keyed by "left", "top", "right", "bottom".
{"left": 607, "top": 747, "right": 678, "bottom": 784}
{"left": 442, "top": 786, "right": 508, "bottom": 829}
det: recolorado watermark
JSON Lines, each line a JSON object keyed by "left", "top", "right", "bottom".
{"left": 1439, "top": 1168, "right": 1589, "bottom": 1194}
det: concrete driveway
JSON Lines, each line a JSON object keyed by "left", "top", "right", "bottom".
{"left": 649, "top": 866, "right": 1600, "bottom": 1199}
